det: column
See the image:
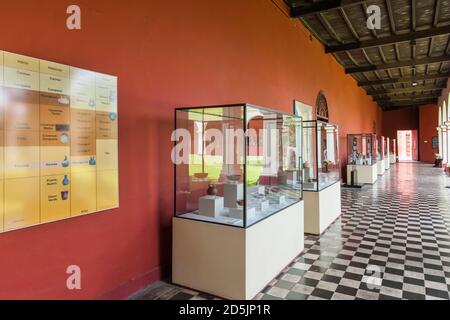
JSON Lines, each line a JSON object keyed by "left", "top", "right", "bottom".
{"left": 3, "top": 52, "right": 40, "bottom": 231}
{"left": 39, "top": 60, "right": 71, "bottom": 223}
{"left": 95, "top": 73, "right": 119, "bottom": 211}
{"left": 70, "top": 67, "right": 97, "bottom": 216}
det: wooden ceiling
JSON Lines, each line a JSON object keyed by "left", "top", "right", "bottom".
{"left": 283, "top": 0, "right": 450, "bottom": 111}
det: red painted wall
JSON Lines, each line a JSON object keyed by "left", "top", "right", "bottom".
{"left": 419, "top": 104, "right": 439, "bottom": 163}
{"left": 0, "top": 0, "right": 381, "bottom": 299}
{"left": 382, "top": 107, "right": 419, "bottom": 140}
{"left": 382, "top": 105, "right": 439, "bottom": 163}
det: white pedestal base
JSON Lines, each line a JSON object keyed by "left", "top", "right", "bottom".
{"left": 377, "top": 160, "right": 385, "bottom": 175}
{"left": 385, "top": 157, "right": 390, "bottom": 170}
{"left": 303, "top": 181, "right": 341, "bottom": 235}
{"left": 172, "top": 201, "right": 305, "bottom": 300}
{"left": 390, "top": 154, "right": 396, "bottom": 165}
{"left": 199, "top": 196, "right": 224, "bottom": 218}
{"left": 224, "top": 183, "right": 244, "bottom": 208}
{"left": 346, "top": 164, "right": 377, "bottom": 185}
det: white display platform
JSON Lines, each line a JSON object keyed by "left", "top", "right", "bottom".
{"left": 385, "top": 156, "right": 390, "bottom": 170}
{"left": 199, "top": 196, "right": 224, "bottom": 218}
{"left": 346, "top": 164, "right": 377, "bottom": 185}
{"left": 224, "top": 183, "right": 244, "bottom": 208}
{"left": 377, "top": 160, "right": 385, "bottom": 175}
{"left": 172, "top": 201, "right": 304, "bottom": 300}
{"left": 303, "top": 181, "right": 341, "bottom": 235}
{"left": 389, "top": 154, "right": 396, "bottom": 165}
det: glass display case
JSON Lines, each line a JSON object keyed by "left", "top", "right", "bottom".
{"left": 377, "top": 136, "right": 386, "bottom": 175}
{"left": 385, "top": 137, "right": 391, "bottom": 170}
{"left": 346, "top": 133, "right": 378, "bottom": 185}
{"left": 302, "top": 120, "right": 340, "bottom": 191}
{"left": 174, "top": 104, "right": 303, "bottom": 228}
{"left": 390, "top": 138, "right": 397, "bottom": 164}
{"left": 173, "top": 103, "right": 305, "bottom": 300}
{"left": 347, "top": 134, "right": 377, "bottom": 166}
{"left": 377, "top": 136, "right": 385, "bottom": 161}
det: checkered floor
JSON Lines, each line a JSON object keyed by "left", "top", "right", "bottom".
{"left": 133, "top": 163, "right": 450, "bottom": 300}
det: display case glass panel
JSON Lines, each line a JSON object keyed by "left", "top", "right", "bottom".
{"left": 302, "top": 120, "right": 340, "bottom": 191}
{"left": 347, "top": 134, "right": 377, "bottom": 165}
{"left": 174, "top": 104, "right": 303, "bottom": 228}
{"left": 377, "top": 136, "right": 385, "bottom": 160}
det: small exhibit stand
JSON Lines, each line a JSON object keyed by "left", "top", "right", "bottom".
{"left": 304, "top": 181, "right": 341, "bottom": 235}
{"left": 346, "top": 134, "right": 378, "bottom": 185}
{"left": 377, "top": 158, "right": 385, "bottom": 175}
{"left": 301, "top": 120, "right": 341, "bottom": 235}
{"left": 173, "top": 104, "right": 305, "bottom": 300}
{"left": 384, "top": 138, "right": 391, "bottom": 170}
{"left": 377, "top": 136, "right": 386, "bottom": 175}
{"left": 346, "top": 164, "right": 377, "bottom": 185}
{"left": 385, "top": 155, "right": 391, "bottom": 170}
{"left": 390, "top": 154, "right": 396, "bottom": 165}
{"left": 390, "top": 138, "right": 397, "bottom": 165}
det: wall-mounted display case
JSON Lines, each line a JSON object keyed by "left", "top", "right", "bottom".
{"left": 377, "top": 136, "right": 386, "bottom": 175}
{"left": 173, "top": 104, "right": 305, "bottom": 300}
{"left": 346, "top": 134, "right": 378, "bottom": 185}
{"left": 302, "top": 120, "right": 340, "bottom": 192}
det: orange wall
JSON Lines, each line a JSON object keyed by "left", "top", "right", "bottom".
{"left": 0, "top": 0, "right": 381, "bottom": 299}
{"left": 419, "top": 104, "right": 439, "bottom": 163}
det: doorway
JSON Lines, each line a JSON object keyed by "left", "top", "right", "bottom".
{"left": 397, "top": 130, "right": 418, "bottom": 161}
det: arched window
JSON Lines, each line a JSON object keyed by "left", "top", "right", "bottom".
{"left": 315, "top": 91, "right": 329, "bottom": 122}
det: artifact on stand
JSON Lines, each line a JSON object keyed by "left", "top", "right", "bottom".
{"left": 207, "top": 184, "right": 218, "bottom": 196}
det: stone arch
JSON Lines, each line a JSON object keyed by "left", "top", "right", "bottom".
{"left": 315, "top": 91, "right": 329, "bottom": 122}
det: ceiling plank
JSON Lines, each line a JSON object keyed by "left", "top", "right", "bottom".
{"left": 346, "top": 55, "right": 450, "bottom": 74}
{"left": 339, "top": 7, "right": 359, "bottom": 40}
{"left": 385, "top": 0, "right": 397, "bottom": 34}
{"left": 289, "top": 0, "right": 365, "bottom": 17}
{"left": 317, "top": 12, "right": 343, "bottom": 43}
{"left": 375, "top": 93, "right": 441, "bottom": 103}
{"left": 358, "top": 72, "right": 450, "bottom": 86}
{"left": 433, "top": 0, "right": 441, "bottom": 27}
{"left": 368, "top": 83, "right": 447, "bottom": 95}
{"left": 382, "top": 98, "right": 438, "bottom": 110}
{"left": 325, "top": 25, "right": 450, "bottom": 53}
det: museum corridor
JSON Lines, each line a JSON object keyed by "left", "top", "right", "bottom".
{"left": 135, "top": 163, "right": 450, "bottom": 300}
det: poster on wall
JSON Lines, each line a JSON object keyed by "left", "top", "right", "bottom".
{"left": 0, "top": 50, "right": 119, "bottom": 233}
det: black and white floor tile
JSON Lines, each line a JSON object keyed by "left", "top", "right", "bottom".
{"left": 133, "top": 163, "right": 450, "bottom": 300}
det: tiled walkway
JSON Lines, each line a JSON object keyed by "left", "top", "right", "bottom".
{"left": 133, "top": 163, "right": 450, "bottom": 300}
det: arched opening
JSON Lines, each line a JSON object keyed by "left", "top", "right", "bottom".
{"left": 315, "top": 91, "right": 329, "bottom": 123}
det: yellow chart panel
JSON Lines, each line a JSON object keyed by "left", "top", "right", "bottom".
{"left": 41, "top": 175, "right": 71, "bottom": 223}
{"left": 71, "top": 171, "right": 97, "bottom": 217}
{"left": 0, "top": 50, "right": 118, "bottom": 234}
{"left": 4, "top": 177, "right": 40, "bottom": 231}
{"left": 97, "top": 170, "right": 119, "bottom": 211}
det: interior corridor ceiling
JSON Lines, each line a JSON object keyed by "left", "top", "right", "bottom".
{"left": 284, "top": 0, "right": 450, "bottom": 110}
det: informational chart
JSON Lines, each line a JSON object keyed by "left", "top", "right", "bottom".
{"left": 0, "top": 51, "right": 119, "bottom": 233}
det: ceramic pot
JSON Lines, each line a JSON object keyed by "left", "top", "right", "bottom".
{"left": 207, "top": 184, "right": 218, "bottom": 196}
